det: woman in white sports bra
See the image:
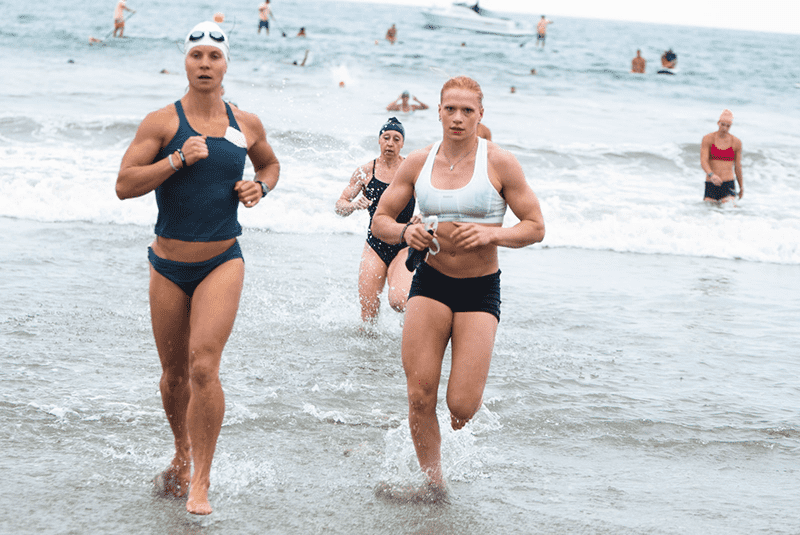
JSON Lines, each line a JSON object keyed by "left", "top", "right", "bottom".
{"left": 372, "top": 76, "right": 545, "bottom": 497}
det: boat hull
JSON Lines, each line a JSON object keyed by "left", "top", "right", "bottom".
{"left": 421, "top": 6, "right": 534, "bottom": 37}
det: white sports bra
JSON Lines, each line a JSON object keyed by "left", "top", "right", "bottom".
{"left": 415, "top": 137, "right": 507, "bottom": 224}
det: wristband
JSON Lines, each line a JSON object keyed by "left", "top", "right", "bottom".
{"left": 167, "top": 153, "right": 178, "bottom": 171}
{"left": 256, "top": 180, "right": 270, "bottom": 198}
{"left": 400, "top": 221, "right": 413, "bottom": 245}
{"left": 707, "top": 172, "right": 713, "bottom": 178}
{"left": 177, "top": 149, "right": 186, "bottom": 167}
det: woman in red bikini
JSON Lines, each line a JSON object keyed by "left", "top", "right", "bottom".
{"left": 700, "top": 109, "right": 743, "bottom": 203}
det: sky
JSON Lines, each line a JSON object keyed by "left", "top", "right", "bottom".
{"left": 353, "top": 0, "right": 800, "bottom": 35}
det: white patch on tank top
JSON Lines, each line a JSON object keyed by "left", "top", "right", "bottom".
{"left": 224, "top": 126, "right": 247, "bottom": 149}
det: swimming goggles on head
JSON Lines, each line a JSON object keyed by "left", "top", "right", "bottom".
{"left": 188, "top": 30, "right": 225, "bottom": 42}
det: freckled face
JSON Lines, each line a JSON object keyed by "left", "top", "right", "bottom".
{"left": 438, "top": 88, "right": 483, "bottom": 138}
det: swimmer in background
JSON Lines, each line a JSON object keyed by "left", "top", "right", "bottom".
{"left": 113, "top": 0, "right": 135, "bottom": 38}
{"left": 658, "top": 49, "right": 677, "bottom": 74}
{"left": 292, "top": 50, "right": 310, "bottom": 66}
{"left": 387, "top": 91, "right": 428, "bottom": 112}
{"left": 386, "top": 24, "right": 397, "bottom": 44}
{"left": 297, "top": 27, "right": 306, "bottom": 37}
{"left": 631, "top": 49, "right": 645, "bottom": 73}
{"left": 536, "top": 15, "right": 553, "bottom": 48}
{"left": 701, "top": 109, "right": 743, "bottom": 203}
{"left": 335, "top": 118, "right": 417, "bottom": 323}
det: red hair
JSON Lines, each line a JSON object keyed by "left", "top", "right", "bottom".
{"left": 440, "top": 76, "right": 483, "bottom": 106}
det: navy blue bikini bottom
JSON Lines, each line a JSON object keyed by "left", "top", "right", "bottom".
{"left": 148, "top": 240, "right": 243, "bottom": 297}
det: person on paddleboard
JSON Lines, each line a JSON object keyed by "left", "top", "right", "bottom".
{"left": 113, "top": 0, "right": 135, "bottom": 38}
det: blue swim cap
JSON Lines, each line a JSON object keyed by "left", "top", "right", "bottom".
{"left": 380, "top": 117, "right": 404, "bottom": 138}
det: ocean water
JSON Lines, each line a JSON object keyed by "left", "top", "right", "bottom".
{"left": 1, "top": 0, "right": 799, "bottom": 533}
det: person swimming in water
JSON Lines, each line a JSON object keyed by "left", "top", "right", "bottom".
{"left": 658, "top": 49, "right": 677, "bottom": 74}
{"left": 700, "top": 108, "right": 743, "bottom": 203}
{"left": 387, "top": 91, "right": 429, "bottom": 112}
{"left": 335, "top": 117, "right": 418, "bottom": 323}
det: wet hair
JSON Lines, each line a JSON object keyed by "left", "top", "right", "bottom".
{"left": 401, "top": 91, "right": 410, "bottom": 98}
{"left": 380, "top": 117, "right": 405, "bottom": 139}
{"left": 664, "top": 50, "right": 677, "bottom": 62}
{"left": 440, "top": 76, "right": 483, "bottom": 106}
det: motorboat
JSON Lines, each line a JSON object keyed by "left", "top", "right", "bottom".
{"left": 421, "top": 2, "right": 535, "bottom": 37}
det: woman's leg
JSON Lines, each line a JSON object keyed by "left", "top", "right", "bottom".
{"left": 402, "top": 296, "right": 453, "bottom": 487}
{"left": 358, "top": 243, "right": 388, "bottom": 322}
{"left": 447, "top": 312, "right": 498, "bottom": 430}
{"left": 149, "top": 267, "right": 192, "bottom": 498}
{"left": 386, "top": 246, "right": 414, "bottom": 313}
{"left": 184, "top": 258, "right": 244, "bottom": 515}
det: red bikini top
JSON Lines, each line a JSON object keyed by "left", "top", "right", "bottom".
{"left": 710, "top": 143, "right": 735, "bottom": 161}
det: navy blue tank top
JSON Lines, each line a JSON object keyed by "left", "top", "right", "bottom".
{"left": 365, "top": 159, "right": 415, "bottom": 226}
{"left": 154, "top": 100, "right": 248, "bottom": 241}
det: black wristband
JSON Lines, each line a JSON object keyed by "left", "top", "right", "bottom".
{"left": 400, "top": 221, "right": 413, "bottom": 245}
{"left": 177, "top": 149, "right": 186, "bottom": 167}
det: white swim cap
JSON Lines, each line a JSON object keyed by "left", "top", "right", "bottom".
{"left": 184, "top": 21, "right": 229, "bottom": 62}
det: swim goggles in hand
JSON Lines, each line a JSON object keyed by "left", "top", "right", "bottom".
{"left": 189, "top": 30, "right": 225, "bottom": 42}
{"left": 405, "top": 215, "right": 440, "bottom": 272}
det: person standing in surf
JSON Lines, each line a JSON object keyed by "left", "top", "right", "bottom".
{"left": 631, "top": 49, "right": 646, "bottom": 73}
{"left": 258, "top": 0, "right": 271, "bottom": 36}
{"left": 115, "top": 21, "right": 280, "bottom": 515}
{"left": 335, "top": 117, "right": 417, "bottom": 323}
{"left": 536, "top": 15, "right": 553, "bottom": 48}
{"left": 385, "top": 23, "right": 397, "bottom": 44}
{"left": 701, "top": 108, "right": 743, "bottom": 203}
{"left": 372, "top": 76, "right": 545, "bottom": 496}
{"left": 113, "top": 0, "right": 135, "bottom": 38}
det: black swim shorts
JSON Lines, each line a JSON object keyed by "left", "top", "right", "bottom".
{"left": 704, "top": 180, "right": 736, "bottom": 201}
{"left": 408, "top": 262, "right": 501, "bottom": 321}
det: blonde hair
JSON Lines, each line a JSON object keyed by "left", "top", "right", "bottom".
{"left": 440, "top": 76, "right": 483, "bottom": 106}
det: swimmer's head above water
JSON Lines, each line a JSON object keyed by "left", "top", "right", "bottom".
{"left": 184, "top": 21, "right": 229, "bottom": 62}
{"left": 380, "top": 117, "right": 405, "bottom": 139}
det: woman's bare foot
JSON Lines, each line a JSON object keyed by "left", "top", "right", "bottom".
{"left": 153, "top": 457, "right": 190, "bottom": 498}
{"left": 374, "top": 481, "right": 449, "bottom": 504}
{"left": 186, "top": 484, "right": 212, "bottom": 515}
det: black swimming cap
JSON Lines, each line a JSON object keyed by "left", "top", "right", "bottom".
{"left": 665, "top": 50, "right": 677, "bottom": 61}
{"left": 380, "top": 117, "right": 405, "bottom": 138}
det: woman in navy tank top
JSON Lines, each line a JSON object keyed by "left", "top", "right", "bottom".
{"left": 115, "top": 21, "right": 280, "bottom": 515}
{"left": 335, "top": 117, "right": 417, "bottom": 323}
{"left": 372, "top": 76, "right": 545, "bottom": 499}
